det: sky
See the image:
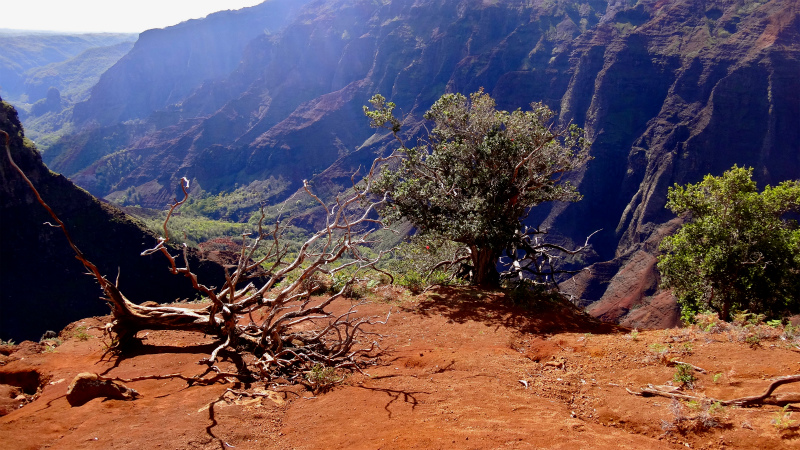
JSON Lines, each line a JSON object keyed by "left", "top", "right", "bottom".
{"left": 4, "top": 0, "right": 267, "bottom": 34}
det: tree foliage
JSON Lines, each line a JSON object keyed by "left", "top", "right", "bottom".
{"left": 365, "top": 89, "right": 590, "bottom": 286}
{"left": 657, "top": 166, "right": 800, "bottom": 321}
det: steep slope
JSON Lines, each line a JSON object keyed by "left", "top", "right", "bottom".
{"left": 41, "top": 0, "right": 800, "bottom": 327}
{"left": 71, "top": 0, "right": 312, "bottom": 126}
{"left": 0, "top": 100, "right": 226, "bottom": 342}
{"left": 50, "top": 0, "right": 611, "bottom": 211}
{"left": 556, "top": 0, "right": 800, "bottom": 326}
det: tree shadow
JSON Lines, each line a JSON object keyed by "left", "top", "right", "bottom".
{"left": 97, "top": 339, "right": 253, "bottom": 385}
{"left": 356, "top": 385, "right": 430, "bottom": 419}
{"left": 97, "top": 340, "right": 222, "bottom": 376}
{"left": 408, "top": 286, "right": 624, "bottom": 335}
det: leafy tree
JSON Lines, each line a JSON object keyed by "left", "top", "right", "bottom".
{"left": 364, "top": 90, "right": 590, "bottom": 286}
{"left": 657, "top": 166, "right": 800, "bottom": 321}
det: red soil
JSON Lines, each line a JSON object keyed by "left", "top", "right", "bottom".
{"left": 1, "top": 287, "right": 798, "bottom": 449}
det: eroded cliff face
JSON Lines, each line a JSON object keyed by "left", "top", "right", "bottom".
{"left": 555, "top": 0, "right": 800, "bottom": 327}
{"left": 0, "top": 100, "right": 226, "bottom": 342}
{"left": 37, "top": 0, "right": 800, "bottom": 328}
{"left": 70, "top": 0, "right": 311, "bottom": 127}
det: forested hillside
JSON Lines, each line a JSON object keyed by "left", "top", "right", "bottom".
{"left": 0, "top": 32, "right": 136, "bottom": 103}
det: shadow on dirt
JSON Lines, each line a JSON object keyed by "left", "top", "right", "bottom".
{"left": 409, "top": 286, "right": 624, "bottom": 335}
{"left": 97, "top": 340, "right": 249, "bottom": 379}
{"left": 356, "top": 385, "right": 429, "bottom": 418}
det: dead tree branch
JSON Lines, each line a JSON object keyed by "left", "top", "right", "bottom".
{"left": 628, "top": 374, "right": 800, "bottom": 407}
{"left": 499, "top": 227, "right": 600, "bottom": 290}
{"left": 666, "top": 360, "right": 707, "bottom": 374}
{"left": 6, "top": 127, "right": 401, "bottom": 387}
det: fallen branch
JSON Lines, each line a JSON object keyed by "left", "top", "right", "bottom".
{"left": 628, "top": 374, "right": 800, "bottom": 407}
{"left": 667, "top": 360, "right": 707, "bottom": 374}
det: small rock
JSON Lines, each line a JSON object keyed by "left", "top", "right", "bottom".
{"left": 66, "top": 373, "right": 139, "bottom": 407}
{"left": 40, "top": 331, "right": 58, "bottom": 341}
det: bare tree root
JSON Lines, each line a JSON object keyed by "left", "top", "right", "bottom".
{"left": 5, "top": 129, "right": 401, "bottom": 386}
{"left": 628, "top": 374, "right": 800, "bottom": 407}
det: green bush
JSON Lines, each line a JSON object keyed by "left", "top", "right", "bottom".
{"left": 397, "top": 270, "right": 425, "bottom": 294}
{"left": 379, "top": 236, "right": 466, "bottom": 292}
{"left": 658, "top": 166, "right": 800, "bottom": 321}
{"left": 305, "top": 363, "right": 344, "bottom": 394}
{"left": 673, "top": 363, "right": 696, "bottom": 389}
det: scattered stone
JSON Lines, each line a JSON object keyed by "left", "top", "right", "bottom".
{"left": 0, "top": 384, "right": 25, "bottom": 416}
{"left": 40, "top": 331, "right": 57, "bottom": 341}
{"left": 66, "top": 373, "right": 139, "bottom": 407}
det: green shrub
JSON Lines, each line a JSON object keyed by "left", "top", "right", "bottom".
{"left": 305, "top": 363, "right": 344, "bottom": 394}
{"left": 673, "top": 363, "right": 696, "bottom": 389}
{"left": 379, "top": 236, "right": 467, "bottom": 291}
{"left": 694, "top": 312, "right": 724, "bottom": 332}
{"left": 648, "top": 343, "right": 669, "bottom": 363}
{"left": 72, "top": 326, "right": 91, "bottom": 341}
{"left": 658, "top": 166, "right": 800, "bottom": 321}
{"left": 767, "top": 319, "right": 783, "bottom": 328}
{"left": 398, "top": 270, "right": 425, "bottom": 294}
{"left": 773, "top": 405, "right": 798, "bottom": 431}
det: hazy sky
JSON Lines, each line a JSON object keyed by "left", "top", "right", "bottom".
{"left": 5, "top": 1, "right": 267, "bottom": 33}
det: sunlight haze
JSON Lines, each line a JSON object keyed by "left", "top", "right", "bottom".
{"left": 5, "top": 0, "right": 267, "bottom": 33}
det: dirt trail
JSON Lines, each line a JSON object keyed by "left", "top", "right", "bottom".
{"left": 1, "top": 287, "right": 798, "bottom": 449}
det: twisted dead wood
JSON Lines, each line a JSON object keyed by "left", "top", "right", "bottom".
{"left": 628, "top": 374, "right": 800, "bottom": 407}
{"left": 5, "top": 128, "right": 401, "bottom": 383}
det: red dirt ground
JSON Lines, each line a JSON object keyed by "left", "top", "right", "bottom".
{"left": 1, "top": 287, "right": 798, "bottom": 449}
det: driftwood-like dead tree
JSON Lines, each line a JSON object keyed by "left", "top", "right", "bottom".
{"left": 501, "top": 227, "right": 600, "bottom": 287}
{"left": 627, "top": 374, "right": 800, "bottom": 407}
{"left": 3, "top": 130, "right": 398, "bottom": 383}
{"left": 410, "top": 228, "right": 599, "bottom": 293}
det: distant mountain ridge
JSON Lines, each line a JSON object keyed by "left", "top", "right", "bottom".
{"left": 19, "top": 0, "right": 800, "bottom": 327}
{"left": 0, "top": 32, "right": 136, "bottom": 103}
{"left": 24, "top": 41, "right": 135, "bottom": 104}
{"left": 72, "top": 0, "right": 313, "bottom": 126}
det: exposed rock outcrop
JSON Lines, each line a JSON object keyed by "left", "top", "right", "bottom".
{"left": 66, "top": 373, "right": 138, "bottom": 407}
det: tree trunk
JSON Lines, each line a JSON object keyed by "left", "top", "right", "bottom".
{"left": 471, "top": 246, "right": 500, "bottom": 288}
